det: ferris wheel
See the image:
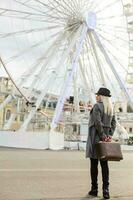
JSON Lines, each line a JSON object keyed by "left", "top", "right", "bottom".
{"left": 0, "top": 0, "right": 132, "bottom": 132}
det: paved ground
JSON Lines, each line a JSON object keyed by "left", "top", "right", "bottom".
{"left": 0, "top": 148, "right": 133, "bottom": 200}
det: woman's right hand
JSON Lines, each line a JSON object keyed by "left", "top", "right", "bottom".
{"left": 102, "top": 135, "right": 112, "bottom": 142}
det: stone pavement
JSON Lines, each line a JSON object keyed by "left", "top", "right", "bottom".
{"left": 0, "top": 148, "right": 133, "bottom": 200}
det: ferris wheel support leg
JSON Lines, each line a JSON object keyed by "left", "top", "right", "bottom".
{"left": 0, "top": 95, "right": 13, "bottom": 111}
{"left": 18, "top": 73, "right": 56, "bottom": 132}
{"left": 93, "top": 31, "right": 133, "bottom": 109}
{"left": 85, "top": 42, "right": 96, "bottom": 95}
{"left": 79, "top": 58, "right": 94, "bottom": 104}
{"left": 88, "top": 31, "right": 106, "bottom": 87}
{"left": 3, "top": 113, "right": 17, "bottom": 130}
{"left": 73, "top": 71, "right": 80, "bottom": 113}
{"left": 50, "top": 25, "right": 88, "bottom": 135}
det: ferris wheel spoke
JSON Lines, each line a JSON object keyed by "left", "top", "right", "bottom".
{"left": 95, "top": 0, "right": 120, "bottom": 14}
{"left": 104, "top": 47, "right": 128, "bottom": 74}
{"left": 29, "top": 25, "right": 80, "bottom": 89}
{"left": 84, "top": 40, "right": 96, "bottom": 92}
{"left": 4, "top": 29, "right": 67, "bottom": 101}
{"left": 60, "top": 0, "right": 79, "bottom": 18}
{"left": 0, "top": 7, "right": 66, "bottom": 25}
{"left": 89, "top": 1, "right": 100, "bottom": 13}
{"left": 69, "top": 0, "right": 81, "bottom": 17}
{"left": 78, "top": 57, "right": 94, "bottom": 104}
{"left": 88, "top": 31, "right": 106, "bottom": 86}
{"left": 21, "top": 59, "right": 49, "bottom": 89}
{"left": 0, "top": 13, "right": 61, "bottom": 24}
{"left": 36, "top": 25, "right": 82, "bottom": 85}
{"left": 17, "top": 59, "right": 44, "bottom": 86}
{"left": 34, "top": 0, "right": 72, "bottom": 21}
{"left": 92, "top": 31, "right": 133, "bottom": 108}
{"left": 97, "top": 29, "right": 128, "bottom": 53}
{"left": 90, "top": 0, "right": 115, "bottom": 13}
{"left": 97, "top": 24, "right": 127, "bottom": 34}
{"left": 22, "top": 34, "right": 68, "bottom": 93}
{"left": 53, "top": 0, "right": 75, "bottom": 17}
{"left": 15, "top": 0, "right": 68, "bottom": 22}
{"left": 72, "top": 70, "right": 80, "bottom": 113}
{"left": 4, "top": 25, "right": 77, "bottom": 64}
{"left": 94, "top": 36, "right": 129, "bottom": 73}
{"left": 4, "top": 30, "right": 63, "bottom": 64}
{"left": 0, "top": 7, "right": 45, "bottom": 17}
{"left": 86, "top": 34, "right": 102, "bottom": 86}
{"left": 70, "top": 0, "right": 79, "bottom": 11}
{"left": 99, "top": 57, "right": 119, "bottom": 95}
{"left": 77, "top": 0, "right": 84, "bottom": 11}
{"left": 23, "top": 26, "right": 78, "bottom": 94}
{"left": 15, "top": 0, "right": 76, "bottom": 25}
{"left": 98, "top": 15, "right": 124, "bottom": 21}
{"left": 15, "top": 0, "right": 62, "bottom": 17}
{"left": 47, "top": 0, "right": 77, "bottom": 19}
{"left": 96, "top": 25, "right": 128, "bottom": 36}
{"left": 97, "top": 31, "right": 129, "bottom": 57}
{"left": 5, "top": 40, "right": 46, "bottom": 64}
{"left": 96, "top": 27, "right": 129, "bottom": 45}
{"left": 0, "top": 26, "right": 62, "bottom": 38}
{"left": 83, "top": 0, "right": 91, "bottom": 7}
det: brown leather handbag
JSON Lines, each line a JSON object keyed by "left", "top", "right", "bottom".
{"left": 95, "top": 141, "right": 123, "bottom": 161}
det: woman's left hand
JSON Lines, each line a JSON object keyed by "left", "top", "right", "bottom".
{"left": 102, "top": 135, "right": 112, "bottom": 142}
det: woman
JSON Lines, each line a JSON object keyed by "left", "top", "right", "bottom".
{"left": 86, "top": 87, "right": 116, "bottom": 199}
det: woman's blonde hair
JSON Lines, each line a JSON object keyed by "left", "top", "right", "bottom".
{"left": 101, "top": 95, "right": 113, "bottom": 116}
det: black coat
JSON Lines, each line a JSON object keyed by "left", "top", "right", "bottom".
{"left": 86, "top": 102, "right": 116, "bottom": 158}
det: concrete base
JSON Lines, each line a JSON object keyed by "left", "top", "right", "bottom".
{"left": 0, "top": 131, "right": 64, "bottom": 150}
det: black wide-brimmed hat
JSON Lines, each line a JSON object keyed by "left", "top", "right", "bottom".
{"left": 95, "top": 87, "right": 111, "bottom": 97}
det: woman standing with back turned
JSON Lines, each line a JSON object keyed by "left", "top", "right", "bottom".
{"left": 86, "top": 87, "right": 116, "bottom": 199}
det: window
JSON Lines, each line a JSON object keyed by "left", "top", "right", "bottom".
{"left": 48, "top": 102, "right": 52, "bottom": 108}
{"left": 53, "top": 102, "right": 57, "bottom": 108}
{"left": 73, "top": 124, "right": 77, "bottom": 132}
{"left": 129, "top": 128, "right": 132, "bottom": 133}
{"left": 6, "top": 110, "right": 11, "bottom": 120}
{"left": 43, "top": 100, "right": 46, "bottom": 107}
{"left": 20, "top": 114, "right": 24, "bottom": 122}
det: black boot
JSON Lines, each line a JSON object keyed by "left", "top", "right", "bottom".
{"left": 88, "top": 188, "right": 98, "bottom": 197}
{"left": 103, "top": 188, "right": 110, "bottom": 199}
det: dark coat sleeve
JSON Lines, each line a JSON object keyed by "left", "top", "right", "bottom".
{"left": 92, "top": 104, "right": 105, "bottom": 139}
{"left": 109, "top": 115, "right": 116, "bottom": 136}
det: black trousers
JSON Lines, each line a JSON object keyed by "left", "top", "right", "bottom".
{"left": 90, "top": 158, "right": 109, "bottom": 190}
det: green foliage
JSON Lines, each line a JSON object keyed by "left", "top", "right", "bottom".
{"left": 127, "top": 105, "right": 133, "bottom": 113}
{"left": 127, "top": 136, "right": 133, "bottom": 145}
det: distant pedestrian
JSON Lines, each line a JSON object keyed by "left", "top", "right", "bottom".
{"left": 86, "top": 87, "right": 116, "bottom": 199}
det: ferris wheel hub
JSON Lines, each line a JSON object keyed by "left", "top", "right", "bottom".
{"left": 85, "top": 12, "right": 97, "bottom": 30}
